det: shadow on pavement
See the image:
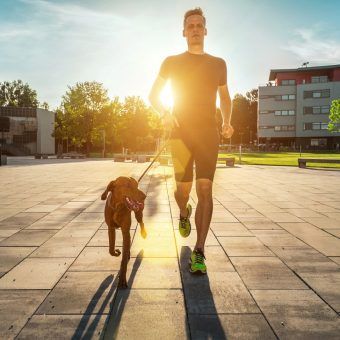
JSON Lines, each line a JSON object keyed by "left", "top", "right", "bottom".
{"left": 180, "top": 246, "right": 227, "bottom": 340}
{"left": 101, "top": 250, "right": 144, "bottom": 339}
{"left": 71, "top": 274, "right": 119, "bottom": 340}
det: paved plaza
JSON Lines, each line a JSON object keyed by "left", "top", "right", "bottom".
{"left": 0, "top": 157, "right": 339, "bottom": 339}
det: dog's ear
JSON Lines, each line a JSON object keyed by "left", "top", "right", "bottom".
{"left": 101, "top": 180, "right": 116, "bottom": 200}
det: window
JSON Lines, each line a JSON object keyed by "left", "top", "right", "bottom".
{"left": 282, "top": 79, "right": 296, "bottom": 85}
{"left": 274, "top": 125, "right": 295, "bottom": 131}
{"left": 306, "top": 122, "right": 330, "bottom": 130}
{"left": 279, "top": 94, "right": 295, "bottom": 101}
{"left": 304, "top": 106, "right": 330, "bottom": 114}
{"left": 304, "top": 89, "right": 330, "bottom": 99}
{"left": 259, "top": 125, "right": 274, "bottom": 129}
{"left": 274, "top": 110, "right": 296, "bottom": 116}
{"left": 260, "top": 110, "right": 270, "bottom": 114}
{"left": 311, "top": 76, "right": 328, "bottom": 83}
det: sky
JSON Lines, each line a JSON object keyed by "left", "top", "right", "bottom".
{"left": 0, "top": 0, "right": 340, "bottom": 109}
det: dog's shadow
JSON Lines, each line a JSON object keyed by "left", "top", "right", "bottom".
{"left": 70, "top": 250, "right": 143, "bottom": 340}
{"left": 100, "top": 250, "right": 144, "bottom": 339}
{"left": 180, "top": 246, "right": 227, "bottom": 340}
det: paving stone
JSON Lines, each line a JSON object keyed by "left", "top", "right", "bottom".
{"left": 329, "top": 257, "right": 340, "bottom": 265}
{"left": 261, "top": 212, "right": 304, "bottom": 223}
{"left": 70, "top": 246, "right": 122, "bottom": 271}
{"left": 25, "top": 204, "right": 61, "bottom": 213}
{"left": 125, "top": 256, "right": 181, "bottom": 289}
{"left": 61, "top": 201, "right": 93, "bottom": 210}
{"left": 0, "top": 246, "right": 36, "bottom": 272}
{"left": 175, "top": 229, "right": 219, "bottom": 250}
{"left": 285, "top": 208, "right": 325, "bottom": 218}
{"left": 131, "top": 227, "right": 177, "bottom": 258}
{"left": 299, "top": 271, "right": 340, "bottom": 312}
{"left": 243, "top": 221, "right": 282, "bottom": 230}
{"left": 0, "top": 228, "right": 21, "bottom": 238}
{"left": 17, "top": 315, "right": 107, "bottom": 340}
{"left": 87, "top": 229, "right": 123, "bottom": 247}
{"left": 179, "top": 246, "right": 258, "bottom": 314}
{"left": 230, "top": 257, "right": 307, "bottom": 290}
{"left": 303, "top": 217, "right": 340, "bottom": 229}
{"left": 210, "top": 222, "right": 253, "bottom": 236}
{"left": 269, "top": 245, "right": 339, "bottom": 273}
{"left": 219, "top": 237, "right": 273, "bottom": 256}
{"left": 72, "top": 212, "right": 104, "bottom": 223}
{"left": 189, "top": 314, "right": 276, "bottom": 340}
{"left": 324, "top": 229, "right": 340, "bottom": 237}
{"left": 251, "top": 290, "right": 340, "bottom": 339}
{"left": 0, "top": 290, "right": 49, "bottom": 339}
{"left": 0, "top": 212, "right": 47, "bottom": 227}
{"left": 37, "top": 272, "right": 118, "bottom": 314}
{"left": 250, "top": 230, "right": 306, "bottom": 247}
{"left": 0, "top": 257, "right": 73, "bottom": 289}
{"left": 103, "top": 289, "right": 188, "bottom": 339}
{"left": 0, "top": 229, "right": 57, "bottom": 246}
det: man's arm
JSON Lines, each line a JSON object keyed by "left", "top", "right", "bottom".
{"left": 218, "top": 84, "right": 234, "bottom": 138}
{"left": 218, "top": 84, "right": 232, "bottom": 125}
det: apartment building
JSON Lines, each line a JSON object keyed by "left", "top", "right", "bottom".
{"left": 0, "top": 107, "right": 55, "bottom": 155}
{"left": 258, "top": 64, "right": 340, "bottom": 149}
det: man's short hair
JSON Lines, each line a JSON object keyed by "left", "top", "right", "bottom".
{"left": 183, "top": 7, "right": 206, "bottom": 27}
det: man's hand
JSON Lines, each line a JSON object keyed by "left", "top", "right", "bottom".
{"left": 221, "top": 123, "right": 234, "bottom": 139}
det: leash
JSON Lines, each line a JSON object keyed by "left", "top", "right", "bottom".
{"left": 137, "top": 134, "right": 171, "bottom": 184}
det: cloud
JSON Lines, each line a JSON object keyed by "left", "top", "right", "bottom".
{"left": 282, "top": 26, "right": 340, "bottom": 64}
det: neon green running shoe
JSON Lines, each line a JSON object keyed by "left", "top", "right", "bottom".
{"left": 189, "top": 249, "right": 207, "bottom": 274}
{"left": 179, "top": 203, "right": 192, "bottom": 238}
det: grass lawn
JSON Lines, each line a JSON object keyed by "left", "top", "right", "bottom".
{"left": 218, "top": 152, "right": 340, "bottom": 168}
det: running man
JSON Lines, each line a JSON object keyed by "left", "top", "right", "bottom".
{"left": 149, "top": 7, "right": 234, "bottom": 274}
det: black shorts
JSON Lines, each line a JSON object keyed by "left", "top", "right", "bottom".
{"left": 170, "top": 127, "right": 219, "bottom": 182}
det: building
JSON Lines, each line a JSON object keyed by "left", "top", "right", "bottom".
{"left": 258, "top": 64, "right": 340, "bottom": 150}
{"left": 0, "top": 107, "right": 55, "bottom": 155}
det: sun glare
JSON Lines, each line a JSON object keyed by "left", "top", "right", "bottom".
{"left": 160, "top": 81, "right": 174, "bottom": 110}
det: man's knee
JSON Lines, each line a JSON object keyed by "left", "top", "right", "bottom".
{"left": 175, "top": 181, "right": 192, "bottom": 200}
{"left": 196, "top": 179, "right": 213, "bottom": 200}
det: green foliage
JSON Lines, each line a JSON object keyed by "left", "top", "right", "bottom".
{"left": 230, "top": 89, "right": 258, "bottom": 144}
{"left": 0, "top": 80, "right": 39, "bottom": 107}
{"left": 56, "top": 83, "right": 163, "bottom": 154}
{"left": 328, "top": 99, "right": 340, "bottom": 132}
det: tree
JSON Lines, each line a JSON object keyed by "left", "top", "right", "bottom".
{"left": 328, "top": 99, "right": 340, "bottom": 132}
{"left": 0, "top": 80, "right": 38, "bottom": 107}
{"left": 61, "top": 81, "right": 110, "bottom": 155}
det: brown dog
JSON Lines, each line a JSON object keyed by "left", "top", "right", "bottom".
{"left": 101, "top": 176, "right": 147, "bottom": 288}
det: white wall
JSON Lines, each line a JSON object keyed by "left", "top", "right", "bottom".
{"left": 36, "top": 109, "right": 55, "bottom": 154}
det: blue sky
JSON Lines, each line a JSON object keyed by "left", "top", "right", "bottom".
{"left": 0, "top": 0, "right": 339, "bottom": 109}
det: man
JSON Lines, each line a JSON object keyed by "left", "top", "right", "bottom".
{"left": 149, "top": 7, "right": 233, "bottom": 274}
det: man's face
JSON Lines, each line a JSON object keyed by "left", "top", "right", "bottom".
{"left": 183, "top": 14, "right": 207, "bottom": 45}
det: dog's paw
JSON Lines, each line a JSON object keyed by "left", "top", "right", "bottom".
{"left": 109, "top": 248, "right": 121, "bottom": 257}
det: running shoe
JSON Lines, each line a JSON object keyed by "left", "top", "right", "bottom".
{"left": 179, "top": 203, "right": 192, "bottom": 238}
{"left": 189, "top": 249, "right": 207, "bottom": 274}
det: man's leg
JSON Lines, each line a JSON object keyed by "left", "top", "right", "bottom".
{"left": 174, "top": 181, "right": 193, "bottom": 217}
{"left": 194, "top": 178, "right": 213, "bottom": 252}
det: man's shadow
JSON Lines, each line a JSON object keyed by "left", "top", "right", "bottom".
{"left": 180, "top": 246, "right": 227, "bottom": 340}
{"left": 70, "top": 250, "right": 143, "bottom": 340}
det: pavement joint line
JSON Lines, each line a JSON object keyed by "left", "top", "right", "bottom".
{"left": 210, "top": 201, "right": 280, "bottom": 339}
{"left": 165, "top": 166, "right": 193, "bottom": 340}
{"left": 13, "top": 168, "right": 143, "bottom": 338}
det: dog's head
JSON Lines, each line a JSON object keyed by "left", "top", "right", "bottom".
{"left": 101, "top": 176, "right": 146, "bottom": 212}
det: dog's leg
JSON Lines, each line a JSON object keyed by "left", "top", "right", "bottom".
{"left": 135, "top": 210, "right": 147, "bottom": 239}
{"left": 118, "top": 229, "right": 131, "bottom": 289}
{"left": 108, "top": 223, "right": 121, "bottom": 257}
